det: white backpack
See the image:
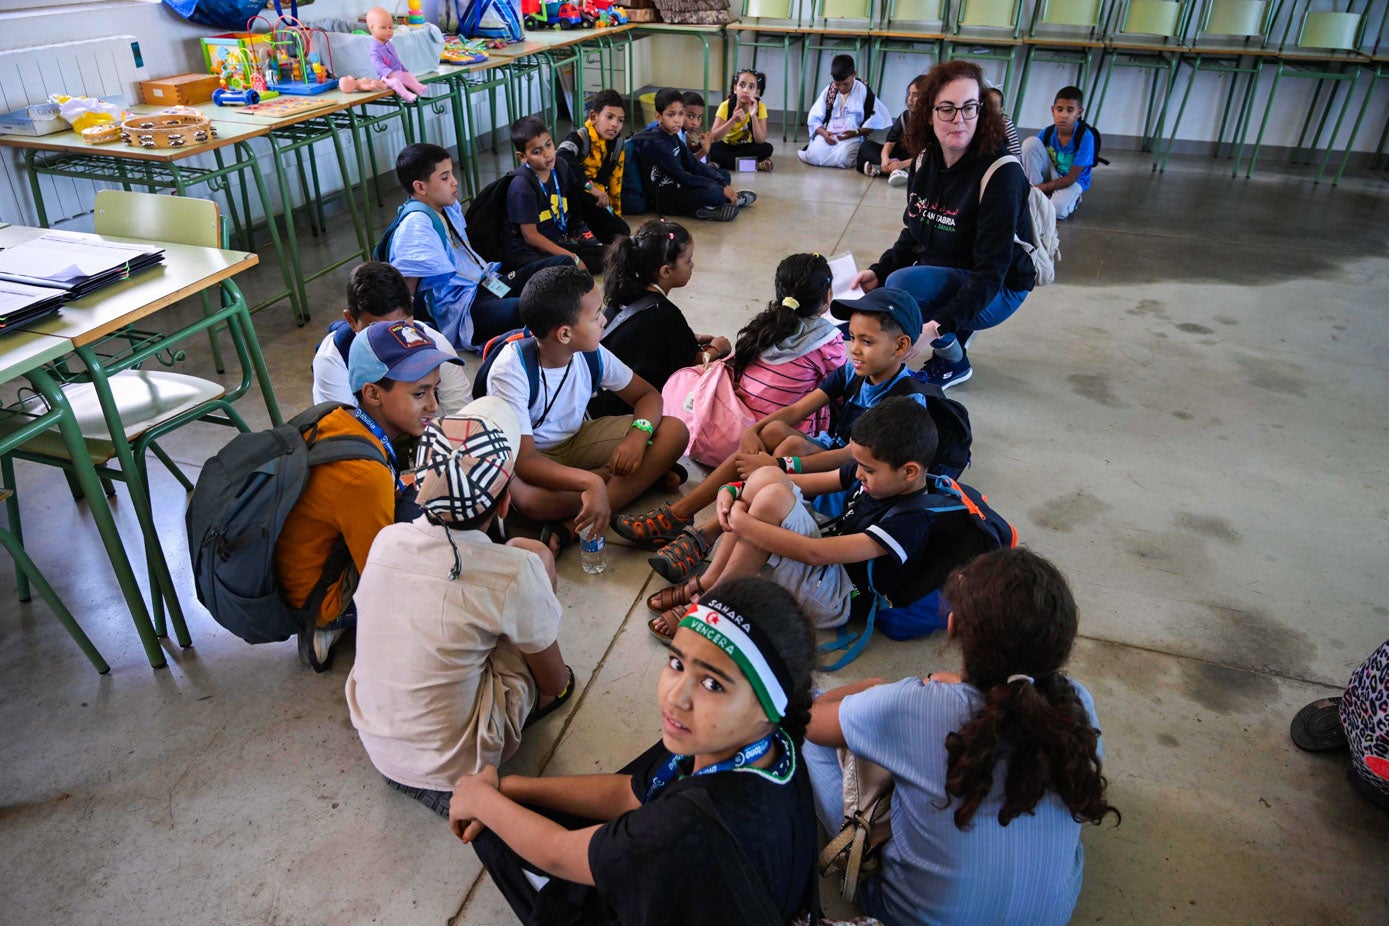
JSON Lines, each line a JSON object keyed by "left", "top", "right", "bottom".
{"left": 980, "top": 154, "right": 1059, "bottom": 286}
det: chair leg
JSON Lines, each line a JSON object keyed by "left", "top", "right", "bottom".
{"left": 200, "top": 291, "right": 226, "bottom": 375}
{"left": 1158, "top": 57, "right": 1199, "bottom": 172}
{"left": 2, "top": 455, "right": 29, "bottom": 601}
{"left": 1243, "top": 63, "right": 1283, "bottom": 178}
{"left": 148, "top": 441, "right": 194, "bottom": 493}
{"left": 1316, "top": 68, "right": 1361, "bottom": 184}
{"left": 0, "top": 528, "right": 109, "bottom": 673}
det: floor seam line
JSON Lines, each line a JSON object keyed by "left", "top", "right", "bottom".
{"left": 1075, "top": 632, "right": 1343, "bottom": 689}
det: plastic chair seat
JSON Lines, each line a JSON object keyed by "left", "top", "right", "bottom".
{"left": 0, "top": 371, "right": 227, "bottom": 464}
{"left": 958, "top": 0, "right": 1019, "bottom": 28}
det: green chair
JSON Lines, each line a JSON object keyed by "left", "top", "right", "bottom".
{"left": 727, "top": 0, "right": 808, "bottom": 141}
{"left": 1015, "top": 0, "right": 1112, "bottom": 123}
{"left": 797, "top": 0, "right": 878, "bottom": 141}
{"left": 944, "top": 0, "right": 1028, "bottom": 100}
{"left": 1090, "top": 0, "right": 1196, "bottom": 150}
{"left": 1332, "top": 5, "right": 1389, "bottom": 182}
{"left": 1237, "top": 4, "right": 1367, "bottom": 179}
{"left": 1153, "top": 0, "right": 1282, "bottom": 172}
{"left": 0, "top": 192, "right": 258, "bottom": 646}
{"left": 870, "top": 0, "right": 951, "bottom": 97}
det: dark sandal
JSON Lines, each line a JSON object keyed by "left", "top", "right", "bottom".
{"left": 540, "top": 521, "right": 578, "bottom": 557}
{"left": 613, "top": 503, "right": 691, "bottom": 548}
{"left": 647, "top": 575, "right": 703, "bottom": 615}
{"left": 648, "top": 608, "right": 684, "bottom": 645}
{"left": 1290, "top": 697, "right": 1347, "bottom": 752}
{"left": 649, "top": 525, "right": 711, "bottom": 583}
{"left": 524, "top": 665, "right": 576, "bottom": 729}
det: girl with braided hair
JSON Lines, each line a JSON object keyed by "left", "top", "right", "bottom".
{"left": 806, "top": 547, "right": 1120, "bottom": 925}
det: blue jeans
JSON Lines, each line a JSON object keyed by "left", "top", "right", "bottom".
{"left": 885, "top": 265, "right": 1028, "bottom": 360}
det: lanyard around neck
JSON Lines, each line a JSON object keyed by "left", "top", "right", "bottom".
{"left": 527, "top": 165, "right": 567, "bottom": 235}
{"left": 351, "top": 406, "right": 406, "bottom": 494}
{"left": 641, "top": 730, "right": 791, "bottom": 803}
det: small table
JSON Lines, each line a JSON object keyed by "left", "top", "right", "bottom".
{"left": 0, "top": 330, "right": 152, "bottom": 670}
{"left": 1, "top": 224, "right": 278, "bottom": 660}
{"left": 0, "top": 123, "right": 303, "bottom": 326}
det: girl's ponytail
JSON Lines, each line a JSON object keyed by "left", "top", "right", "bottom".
{"left": 603, "top": 219, "right": 692, "bottom": 309}
{"left": 732, "top": 252, "right": 832, "bottom": 381}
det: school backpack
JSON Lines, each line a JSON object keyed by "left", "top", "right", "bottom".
{"left": 819, "top": 475, "right": 1016, "bottom": 671}
{"left": 1043, "top": 118, "right": 1110, "bottom": 167}
{"left": 662, "top": 359, "right": 755, "bottom": 467}
{"left": 373, "top": 200, "right": 445, "bottom": 263}
{"left": 470, "top": 328, "right": 604, "bottom": 427}
{"left": 620, "top": 135, "right": 647, "bottom": 214}
{"left": 185, "top": 402, "right": 389, "bottom": 645}
{"left": 462, "top": 169, "right": 524, "bottom": 263}
{"left": 839, "top": 373, "right": 973, "bottom": 478}
{"left": 981, "top": 154, "right": 1060, "bottom": 287}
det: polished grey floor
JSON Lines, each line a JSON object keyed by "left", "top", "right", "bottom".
{"left": 2, "top": 139, "right": 1387, "bottom": 924}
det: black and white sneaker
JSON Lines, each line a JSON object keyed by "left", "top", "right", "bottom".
{"left": 735, "top": 189, "right": 757, "bottom": 207}
{"left": 695, "top": 203, "right": 739, "bottom": 222}
{"left": 861, "top": 162, "right": 882, "bottom": 177}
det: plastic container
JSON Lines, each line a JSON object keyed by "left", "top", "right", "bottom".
{"left": 580, "top": 533, "right": 607, "bottom": 574}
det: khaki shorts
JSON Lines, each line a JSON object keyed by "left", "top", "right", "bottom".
{"left": 761, "top": 485, "right": 853, "bottom": 630}
{"left": 539, "top": 415, "right": 635, "bottom": 470}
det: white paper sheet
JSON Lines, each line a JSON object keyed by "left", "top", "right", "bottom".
{"left": 828, "top": 251, "right": 863, "bottom": 302}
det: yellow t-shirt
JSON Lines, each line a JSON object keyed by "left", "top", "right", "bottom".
{"left": 715, "top": 99, "right": 768, "bottom": 145}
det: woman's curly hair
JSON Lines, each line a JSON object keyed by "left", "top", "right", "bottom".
{"left": 904, "top": 59, "right": 1010, "bottom": 163}
{"left": 940, "top": 547, "right": 1121, "bottom": 830}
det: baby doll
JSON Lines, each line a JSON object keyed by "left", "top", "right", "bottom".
{"left": 338, "top": 75, "right": 391, "bottom": 93}
{"left": 365, "top": 7, "right": 429, "bottom": 103}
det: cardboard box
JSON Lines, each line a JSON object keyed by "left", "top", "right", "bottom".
{"left": 0, "top": 104, "right": 66, "bottom": 137}
{"left": 140, "top": 73, "right": 222, "bottom": 107}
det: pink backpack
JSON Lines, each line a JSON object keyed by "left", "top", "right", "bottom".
{"left": 662, "top": 360, "right": 756, "bottom": 467}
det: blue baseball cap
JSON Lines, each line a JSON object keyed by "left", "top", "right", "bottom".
{"left": 829, "top": 286, "right": 923, "bottom": 339}
{"left": 348, "top": 320, "right": 461, "bottom": 394}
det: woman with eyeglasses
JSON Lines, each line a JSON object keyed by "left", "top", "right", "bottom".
{"left": 850, "top": 59, "right": 1037, "bottom": 392}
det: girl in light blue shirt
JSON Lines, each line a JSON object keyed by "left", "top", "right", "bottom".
{"left": 806, "top": 547, "right": 1120, "bottom": 925}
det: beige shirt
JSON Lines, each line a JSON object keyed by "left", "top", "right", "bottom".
{"left": 345, "top": 518, "right": 562, "bottom": 791}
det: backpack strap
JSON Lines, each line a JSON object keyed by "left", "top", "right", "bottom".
{"left": 978, "top": 154, "right": 1021, "bottom": 204}
{"left": 373, "top": 200, "right": 447, "bottom": 262}
{"left": 1043, "top": 124, "right": 1056, "bottom": 149}
{"left": 603, "top": 291, "right": 662, "bottom": 338}
{"left": 819, "top": 559, "right": 880, "bottom": 671}
{"left": 328, "top": 319, "right": 355, "bottom": 367}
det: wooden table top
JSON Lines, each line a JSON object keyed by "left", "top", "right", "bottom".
{"left": 135, "top": 89, "right": 394, "bottom": 130}
{"left": 0, "top": 119, "right": 267, "bottom": 162}
{"left": 0, "top": 225, "right": 259, "bottom": 348}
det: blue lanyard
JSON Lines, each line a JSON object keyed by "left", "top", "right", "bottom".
{"left": 641, "top": 730, "right": 792, "bottom": 803}
{"left": 529, "top": 165, "right": 567, "bottom": 235}
{"left": 351, "top": 407, "right": 406, "bottom": 494}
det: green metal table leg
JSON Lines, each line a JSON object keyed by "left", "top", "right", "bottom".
{"left": 2, "top": 455, "right": 29, "bottom": 600}
{"left": 1242, "top": 61, "right": 1282, "bottom": 177}
{"left": 24, "top": 150, "right": 50, "bottom": 228}
{"left": 238, "top": 140, "right": 308, "bottom": 324}
{"left": 0, "top": 527, "right": 108, "bottom": 673}
{"left": 24, "top": 366, "right": 166, "bottom": 668}
{"left": 1315, "top": 67, "right": 1360, "bottom": 184}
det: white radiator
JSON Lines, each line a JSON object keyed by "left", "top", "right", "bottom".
{"left": 0, "top": 36, "right": 141, "bottom": 229}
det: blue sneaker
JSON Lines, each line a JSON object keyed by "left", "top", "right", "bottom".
{"left": 917, "top": 351, "right": 973, "bottom": 390}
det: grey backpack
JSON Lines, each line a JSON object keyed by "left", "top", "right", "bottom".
{"left": 185, "top": 402, "right": 387, "bottom": 644}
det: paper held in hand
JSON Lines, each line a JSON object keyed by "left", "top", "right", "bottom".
{"left": 828, "top": 252, "right": 863, "bottom": 303}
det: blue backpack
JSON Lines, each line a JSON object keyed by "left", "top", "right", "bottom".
{"left": 471, "top": 328, "right": 603, "bottom": 429}
{"left": 819, "top": 475, "right": 1017, "bottom": 671}
{"left": 620, "top": 135, "right": 646, "bottom": 214}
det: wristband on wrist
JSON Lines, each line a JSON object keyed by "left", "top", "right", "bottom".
{"left": 720, "top": 481, "right": 744, "bottom": 500}
{"left": 630, "top": 418, "right": 654, "bottom": 445}
{"left": 782, "top": 456, "right": 802, "bottom": 474}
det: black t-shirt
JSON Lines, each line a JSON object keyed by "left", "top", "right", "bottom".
{"left": 827, "top": 462, "right": 938, "bottom": 604}
{"left": 504, "top": 160, "right": 588, "bottom": 251}
{"left": 590, "top": 292, "right": 699, "bottom": 416}
{"left": 586, "top": 740, "right": 818, "bottom": 926}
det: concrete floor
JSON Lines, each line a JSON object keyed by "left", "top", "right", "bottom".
{"left": 1, "top": 138, "right": 1387, "bottom": 925}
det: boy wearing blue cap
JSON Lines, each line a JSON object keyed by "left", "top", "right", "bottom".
{"left": 274, "top": 320, "right": 462, "bottom": 671}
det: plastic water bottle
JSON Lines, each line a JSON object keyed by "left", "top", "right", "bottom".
{"left": 580, "top": 532, "right": 607, "bottom": 574}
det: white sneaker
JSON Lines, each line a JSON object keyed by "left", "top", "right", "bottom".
{"left": 299, "top": 625, "right": 344, "bottom": 672}
{"left": 888, "top": 169, "right": 908, "bottom": 187}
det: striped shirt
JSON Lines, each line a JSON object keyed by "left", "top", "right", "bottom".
{"left": 735, "top": 338, "right": 847, "bottom": 436}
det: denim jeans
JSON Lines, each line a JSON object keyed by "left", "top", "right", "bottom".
{"left": 885, "top": 265, "right": 1029, "bottom": 360}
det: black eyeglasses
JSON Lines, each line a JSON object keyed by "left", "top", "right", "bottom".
{"left": 933, "top": 101, "right": 981, "bottom": 121}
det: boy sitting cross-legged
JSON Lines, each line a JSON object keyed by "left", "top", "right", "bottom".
{"left": 615, "top": 287, "right": 928, "bottom": 581}
{"left": 555, "top": 88, "right": 632, "bottom": 245}
{"left": 485, "top": 264, "right": 689, "bottom": 556}
{"left": 505, "top": 116, "right": 606, "bottom": 274}
{"left": 644, "top": 396, "right": 940, "bottom": 641}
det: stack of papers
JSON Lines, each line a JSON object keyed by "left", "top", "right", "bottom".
{"left": 0, "top": 279, "right": 65, "bottom": 331}
{"left": 0, "top": 232, "right": 164, "bottom": 302}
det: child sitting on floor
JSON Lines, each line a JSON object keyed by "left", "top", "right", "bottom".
{"left": 592, "top": 219, "right": 730, "bottom": 417}
{"left": 682, "top": 91, "right": 711, "bottom": 161}
{"left": 628, "top": 88, "right": 755, "bottom": 222}
{"left": 1021, "top": 85, "right": 1094, "bottom": 220}
{"left": 804, "top": 548, "right": 1118, "bottom": 925}
{"left": 556, "top": 88, "right": 631, "bottom": 245}
{"left": 505, "top": 116, "right": 606, "bottom": 273}
{"left": 346, "top": 398, "right": 574, "bottom": 818}
{"left": 859, "top": 73, "right": 927, "bottom": 185}
{"left": 616, "top": 287, "right": 929, "bottom": 580}
{"left": 312, "top": 261, "right": 469, "bottom": 414}
{"left": 799, "top": 54, "right": 893, "bottom": 169}
{"left": 452, "top": 577, "right": 820, "bottom": 925}
{"left": 708, "top": 69, "right": 774, "bottom": 171}
{"left": 483, "top": 265, "right": 689, "bottom": 556}
{"left": 985, "top": 85, "right": 1023, "bottom": 158}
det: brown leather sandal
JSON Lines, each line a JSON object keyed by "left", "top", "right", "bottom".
{"left": 646, "top": 575, "right": 703, "bottom": 615}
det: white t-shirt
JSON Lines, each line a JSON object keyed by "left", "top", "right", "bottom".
{"left": 486, "top": 342, "right": 633, "bottom": 450}
{"left": 345, "top": 519, "right": 563, "bottom": 790}
{"left": 310, "top": 320, "right": 471, "bottom": 414}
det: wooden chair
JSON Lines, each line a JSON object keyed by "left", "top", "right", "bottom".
{"left": 726, "top": 0, "right": 808, "bottom": 140}
{"left": 870, "top": 0, "right": 951, "bottom": 95}
{"left": 796, "top": 0, "right": 878, "bottom": 141}
{"left": 1089, "top": 0, "right": 1198, "bottom": 150}
{"left": 1015, "top": 0, "right": 1113, "bottom": 123}
{"left": 944, "top": 0, "right": 1029, "bottom": 99}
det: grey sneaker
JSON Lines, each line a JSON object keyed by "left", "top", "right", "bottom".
{"left": 888, "top": 168, "right": 908, "bottom": 187}
{"left": 695, "top": 203, "right": 739, "bottom": 222}
{"left": 298, "top": 625, "right": 344, "bottom": 672}
{"left": 735, "top": 189, "right": 757, "bottom": 207}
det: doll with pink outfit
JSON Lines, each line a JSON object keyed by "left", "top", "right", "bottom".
{"left": 365, "top": 7, "right": 429, "bottom": 102}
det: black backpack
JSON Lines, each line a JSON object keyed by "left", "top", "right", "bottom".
{"left": 1043, "top": 119, "right": 1110, "bottom": 166}
{"left": 185, "top": 403, "right": 388, "bottom": 645}
{"left": 462, "top": 169, "right": 524, "bottom": 263}
{"left": 470, "top": 328, "right": 603, "bottom": 429}
{"left": 840, "top": 374, "right": 973, "bottom": 478}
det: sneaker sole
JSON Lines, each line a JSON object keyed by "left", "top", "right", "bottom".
{"left": 938, "top": 366, "right": 974, "bottom": 390}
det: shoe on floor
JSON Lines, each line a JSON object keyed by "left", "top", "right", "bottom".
{"left": 1290, "top": 697, "right": 1347, "bottom": 751}
{"left": 861, "top": 162, "right": 882, "bottom": 177}
{"left": 298, "top": 625, "right": 344, "bottom": 673}
{"left": 735, "top": 189, "right": 757, "bottom": 207}
{"left": 888, "top": 168, "right": 908, "bottom": 187}
{"left": 695, "top": 203, "right": 739, "bottom": 222}
{"left": 915, "top": 351, "right": 973, "bottom": 390}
